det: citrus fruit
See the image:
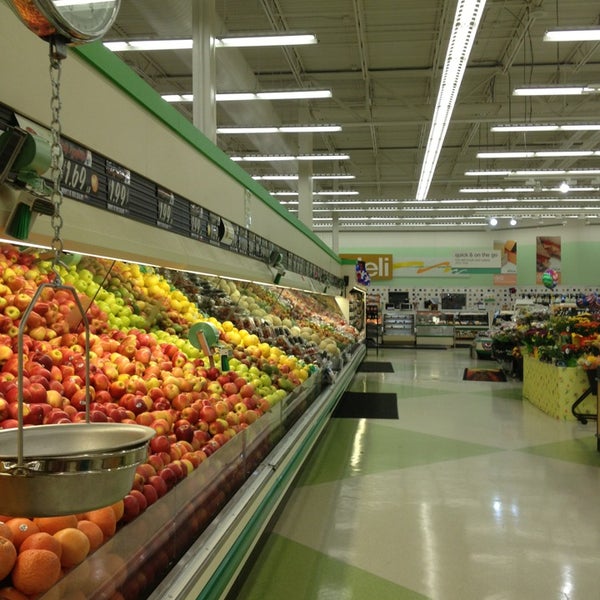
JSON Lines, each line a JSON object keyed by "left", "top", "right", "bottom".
{"left": 0, "top": 537, "right": 16, "bottom": 580}
{"left": 34, "top": 515, "right": 78, "bottom": 535}
{"left": 110, "top": 499, "right": 124, "bottom": 522}
{"left": 19, "top": 531, "right": 62, "bottom": 559}
{"left": 12, "top": 548, "right": 61, "bottom": 595}
{"left": 76, "top": 520, "right": 104, "bottom": 553}
{"left": 53, "top": 527, "right": 90, "bottom": 568}
{"left": 81, "top": 507, "right": 117, "bottom": 539}
{"left": 0, "top": 587, "right": 29, "bottom": 600}
{"left": 0, "top": 523, "right": 13, "bottom": 542}
{"left": 5, "top": 518, "right": 39, "bottom": 549}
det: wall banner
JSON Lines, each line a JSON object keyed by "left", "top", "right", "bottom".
{"left": 493, "top": 239, "right": 517, "bottom": 286}
{"left": 536, "top": 236, "right": 561, "bottom": 284}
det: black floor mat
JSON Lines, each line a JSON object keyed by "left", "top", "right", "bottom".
{"left": 358, "top": 361, "right": 394, "bottom": 373}
{"left": 332, "top": 392, "right": 399, "bottom": 419}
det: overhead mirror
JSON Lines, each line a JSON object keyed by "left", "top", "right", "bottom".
{"left": 9, "top": 0, "right": 121, "bottom": 44}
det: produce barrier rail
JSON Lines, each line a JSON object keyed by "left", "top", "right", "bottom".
{"left": 38, "top": 344, "right": 365, "bottom": 599}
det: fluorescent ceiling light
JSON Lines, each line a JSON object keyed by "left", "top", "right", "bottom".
{"left": 461, "top": 187, "right": 536, "bottom": 193}
{"left": 214, "top": 93, "right": 257, "bottom": 101}
{"left": 477, "top": 150, "right": 598, "bottom": 159}
{"left": 231, "top": 156, "right": 296, "bottom": 162}
{"left": 461, "top": 186, "right": 600, "bottom": 193}
{"left": 279, "top": 125, "right": 341, "bottom": 132}
{"left": 544, "top": 27, "right": 600, "bottom": 42}
{"left": 217, "top": 34, "right": 317, "bottom": 47}
{"left": 313, "top": 191, "right": 359, "bottom": 196}
{"left": 105, "top": 34, "right": 317, "bottom": 52}
{"left": 215, "top": 90, "right": 331, "bottom": 101}
{"left": 297, "top": 154, "right": 349, "bottom": 161}
{"left": 217, "top": 124, "right": 341, "bottom": 134}
{"left": 416, "top": 0, "right": 487, "bottom": 200}
{"left": 491, "top": 123, "right": 600, "bottom": 132}
{"left": 218, "top": 127, "right": 279, "bottom": 134}
{"left": 233, "top": 153, "right": 349, "bottom": 162}
{"left": 466, "top": 168, "right": 600, "bottom": 177}
{"left": 513, "top": 85, "right": 599, "bottom": 96}
{"left": 105, "top": 40, "right": 193, "bottom": 52}
{"left": 252, "top": 174, "right": 354, "bottom": 181}
{"left": 257, "top": 90, "right": 331, "bottom": 100}
{"left": 312, "top": 174, "right": 355, "bottom": 180}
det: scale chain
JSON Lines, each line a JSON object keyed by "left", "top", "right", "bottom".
{"left": 49, "top": 43, "right": 65, "bottom": 279}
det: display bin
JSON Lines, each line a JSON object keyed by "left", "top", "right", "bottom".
{"left": 522, "top": 353, "right": 596, "bottom": 421}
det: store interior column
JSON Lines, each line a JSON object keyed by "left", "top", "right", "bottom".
{"left": 192, "top": 0, "right": 217, "bottom": 143}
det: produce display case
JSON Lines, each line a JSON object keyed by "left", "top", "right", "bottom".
{"left": 0, "top": 249, "right": 365, "bottom": 600}
{"left": 382, "top": 309, "right": 415, "bottom": 345}
{"left": 415, "top": 311, "right": 454, "bottom": 347}
{"left": 0, "top": 11, "right": 363, "bottom": 597}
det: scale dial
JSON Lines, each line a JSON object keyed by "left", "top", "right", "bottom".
{"left": 10, "top": 0, "right": 120, "bottom": 43}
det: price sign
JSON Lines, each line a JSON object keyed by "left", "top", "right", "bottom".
{"left": 60, "top": 139, "right": 99, "bottom": 201}
{"left": 157, "top": 187, "right": 175, "bottom": 230}
{"left": 190, "top": 204, "right": 206, "bottom": 241}
{"left": 105, "top": 160, "right": 130, "bottom": 215}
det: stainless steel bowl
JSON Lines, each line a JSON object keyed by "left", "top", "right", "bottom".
{"left": 0, "top": 423, "right": 154, "bottom": 517}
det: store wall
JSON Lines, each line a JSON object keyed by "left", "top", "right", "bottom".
{"left": 0, "top": 2, "right": 340, "bottom": 286}
{"left": 319, "top": 222, "right": 600, "bottom": 289}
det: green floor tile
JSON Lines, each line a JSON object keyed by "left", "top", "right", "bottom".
{"left": 233, "top": 533, "right": 431, "bottom": 600}
{"left": 520, "top": 435, "right": 600, "bottom": 467}
{"left": 296, "top": 419, "right": 503, "bottom": 486}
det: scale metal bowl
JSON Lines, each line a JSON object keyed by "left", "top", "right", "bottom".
{"left": 0, "top": 423, "right": 154, "bottom": 517}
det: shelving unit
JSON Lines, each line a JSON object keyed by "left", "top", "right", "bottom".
{"left": 382, "top": 309, "right": 415, "bottom": 345}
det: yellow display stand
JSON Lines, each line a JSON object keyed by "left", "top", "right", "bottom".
{"left": 522, "top": 353, "right": 596, "bottom": 421}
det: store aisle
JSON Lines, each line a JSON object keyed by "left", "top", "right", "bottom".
{"left": 231, "top": 348, "right": 600, "bottom": 600}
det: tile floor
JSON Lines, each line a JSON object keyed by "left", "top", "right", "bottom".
{"left": 231, "top": 347, "right": 600, "bottom": 600}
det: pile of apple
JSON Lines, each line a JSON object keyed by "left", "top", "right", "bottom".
{"left": 0, "top": 244, "right": 314, "bottom": 521}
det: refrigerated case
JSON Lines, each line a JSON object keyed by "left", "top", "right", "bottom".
{"left": 452, "top": 311, "right": 490, "bottom": 346}
{"left": 382, "top": 309, "right": 415, "bottom": 345}
{"left": 415, "top": 311, "right": 455, "bottom": 347}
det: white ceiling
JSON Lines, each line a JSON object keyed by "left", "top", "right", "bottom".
{"left": 106, "top": 0, "right": 600, "bottom": 232}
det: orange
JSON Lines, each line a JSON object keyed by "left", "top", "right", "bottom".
{"left": 0, "top": 587, "right": 29, "bottom": 600}
{"left": 5, "top": 518, "right": 39, "bottom": 549}
{"left": 76, "top": 520, "right": 104, "bottom": 553}
{"left": 0, "top": 523, "right": 13, "bottom": 542}
{"left": 81, "top": 507, "right": 117, "bottom": 540}
{"left": 11, "top": 548, "right": 61, "bottom": 596}
{"left": 0, "top": 537, "right": 16, "bottom": 580}
{"left": 53, "top": 527, "right": 90, "bottom": 568}
{"left": 19, "top": 531, "right": 62, "bottom": 559}
{"left": 110, "top": 499, "right": 124, "bottom": 522}
{"left": 34, "top": 514, "right": 78, "bottom": 535}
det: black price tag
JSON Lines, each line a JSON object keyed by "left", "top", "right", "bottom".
{"left": 157, "top": 187, "right": 175, "bottom": 230}
{"left": 105, "top": 161, "right": 131, "bottom": 215}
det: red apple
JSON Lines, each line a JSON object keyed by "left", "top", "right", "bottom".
{"left": 159, "top": 466, "right": 177, "bottom": 490}
{"left": 149, "top": 434, "right": 171, "bottom": 454}
{"left": 142, "top": 483, "right": 158, "bottom": 506}
{"left": 148, "top": 474, "right": 168, "bottom": 498}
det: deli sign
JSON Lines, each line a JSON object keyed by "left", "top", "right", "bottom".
{"left": 340, "top": 254, "right": 393, "bottom": 281}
